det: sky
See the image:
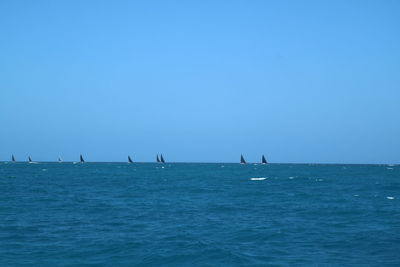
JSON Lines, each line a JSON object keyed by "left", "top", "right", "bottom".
{"left": 0, "top": 0, "right": 399, "bottom": 164}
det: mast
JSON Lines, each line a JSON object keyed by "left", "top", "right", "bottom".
{"left": 128, "top": 155, "right": 133, "bottom": 163}
{"left": 160, "top": 154, "right": 165, "bottom": 163}
{"left": 156, "top": 154, "right": 160, "bottom": 163}
{"left": 261, "top": 155, "right": 267, "bottom": 164}
{"left": 240, "top": 154, "right": 246, "bottom": 164}
{"left": 80, "top": 154, "right": 85, "bottom": 163}
{"left": 11, "top": 155, "right": 15, "bottom": 162}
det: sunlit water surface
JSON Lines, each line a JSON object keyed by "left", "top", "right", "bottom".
{"left": 1, "top": 163, "right": 399, "bottom": 266}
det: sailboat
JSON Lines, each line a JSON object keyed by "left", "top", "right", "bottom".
{"left": 11, "top": 155, "right": 16, "bottom": 162}
{"left": 80, "top": 154, "right": 85, "bottom": 163}
{"left": 261, "top": 155, "right": 268, "bottom": 164}
{"left": 160, "top": 154, "right": 165, "bottom": 163}
{"left": 27, "top": 156, "right": 39, "bottom": 164}
{"left": 240, "top": 154, "right": 247, "bottom": 164}
{"left": 128, "top": 156, "right": 133, "bottom": 163}
{"left": 156, "top": 154, "right": 160, "bottom": 163}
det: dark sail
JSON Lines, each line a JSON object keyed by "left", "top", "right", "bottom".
{"left": 11, "top": 155, "right": 15, "bottom": 162}
{"left": 80, "top": 154, "right": 85, "bottom": 163}
{"left": 160, "top": 154, "right": 165, "bottom": 163}
{"left": 156, "top": 154, "right": 160, "bottom": 163}
{"left": 240, "top": 154, "right": 246, "bottom": 164}
{"left": 128, "top": 156, "right": 133, "bottom": 163}
{"left": 28, "top": 156, "right": 32, "bottom": 163}
{"left": 262, "top": 155, "right": 267, "bottom": 164}
{"left": 58, "top": 156, "right": 62, "bottom": 163}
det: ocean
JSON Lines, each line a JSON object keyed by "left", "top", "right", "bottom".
{"left": 1, "top": 162, "right": 399, "bottom": 266}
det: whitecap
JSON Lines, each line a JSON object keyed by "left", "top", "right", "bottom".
{"left": 387, "top": 196, "right": 395, "bottom": 200}
{"left": 250, "top": 177, "right": 267, "bottom": 181}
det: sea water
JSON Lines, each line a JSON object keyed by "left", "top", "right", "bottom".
{"left": 0, "top": 163, "right": 399, "bottom": 266}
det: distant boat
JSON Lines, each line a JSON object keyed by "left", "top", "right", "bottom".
{"left": 261, "top": 155, "right": 268, "bottom": 164}
{"left": 128, "top": 156, "right": 133, "bottom": 163}
{"left": 28, "top": 156, "right": 38, "bottom": 164}
{"left": 156, "top": 154, "right": 160, "bottom": 163}
{"left": 11, "top": 155, "right": 16, "bottom": 162}
{"left": 240, "top": 154, "right": 247, "bottom": 164}
{"left": 160, "top": 154, "right": 165, "bottom": 163}
{"left": 58, "top": 156, "right": 62, "bottom": 163}
{"left": 80, "top": 154, "right": 85, "bottom": 163}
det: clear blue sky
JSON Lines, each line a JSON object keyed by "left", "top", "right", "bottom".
{"left": 1, "top": 0, "right": 399, "bottom": 163}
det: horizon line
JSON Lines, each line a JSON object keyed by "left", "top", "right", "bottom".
{"left": 0, "top": 161, "right": 397, "bottom": 166}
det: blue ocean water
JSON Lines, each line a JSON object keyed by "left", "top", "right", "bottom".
{"left": 0, "top": 162, "right": 399, "bottom": 266}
